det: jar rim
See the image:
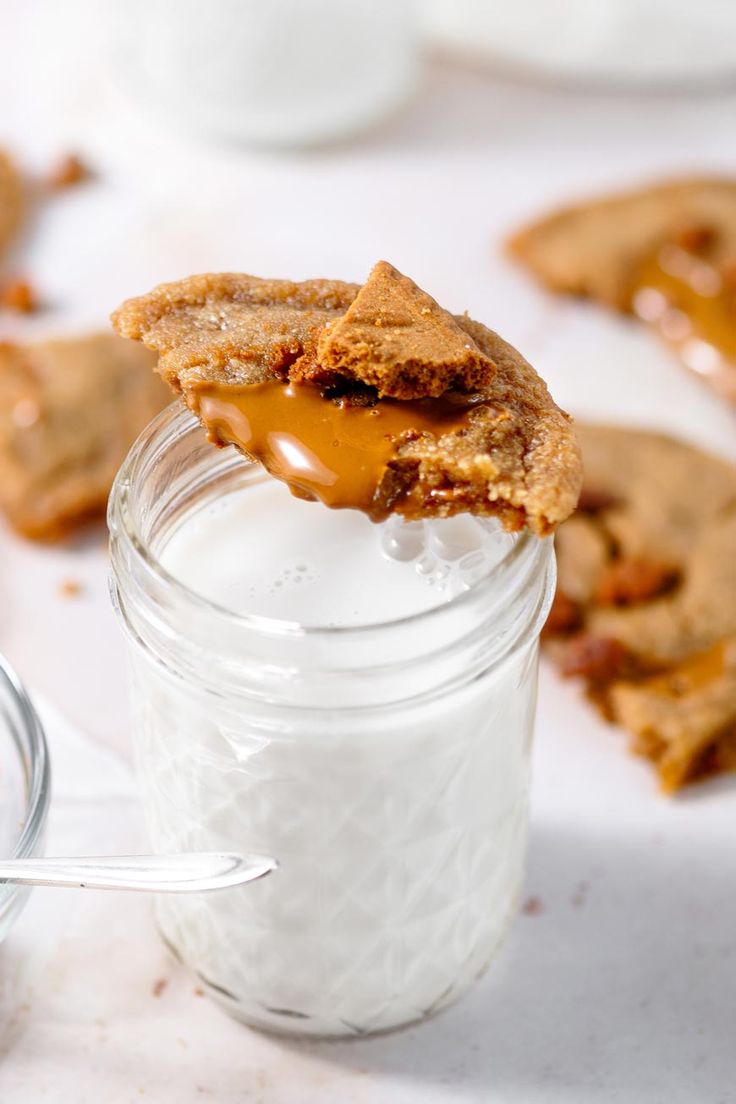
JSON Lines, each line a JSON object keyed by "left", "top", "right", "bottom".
{"left": 109, "top": 403, "right": 542, "bottom": 641}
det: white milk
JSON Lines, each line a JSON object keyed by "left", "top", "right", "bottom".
{"left": 158, "top": 479, "right": 516, "bottom": 627}
{"left": 161, "top": 479, "right": 457, "bottom": 626}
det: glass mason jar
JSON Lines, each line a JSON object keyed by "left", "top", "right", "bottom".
{"left": 108, "top": 404, "right": 555, "bottom": 1039}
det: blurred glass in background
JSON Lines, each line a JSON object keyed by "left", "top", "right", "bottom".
{"left": 103, "top": 0, "right": 421, "bottom": 147}
{"left": 32, "top": 0, "right": 736, "bottom": 153}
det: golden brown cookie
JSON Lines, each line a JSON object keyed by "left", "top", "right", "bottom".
{"left": 0, "top": 149, "right": 24, "bottom": 262}
{"left": 112, "top": 265, "right": 582, "bottom": 534}
{"left": 507, "top": 177, "right": 736, "bottom": 308}
{"left": 508, "top": 177, "right": 736, "bottom": 405}
{"left": 545, "top": 423, "right": 736, "bottom": 791}
{"left": 611, "top": 640, "right": 736, "bottom": 793}
{"left": 308, "top": 260, "right": 496, "bottom": 399}
{"left": 0, "top": 334, "right": 168, "bottom": 540}
{"left": 113, "top": 271, "right": 361, "bottom": 391}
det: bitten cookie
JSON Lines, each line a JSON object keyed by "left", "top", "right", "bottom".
{"left": 544, "top": 423, "right": 736, "bottom": 792}
{"left": 113, "top": 262, "right": 582, "bottom": 534}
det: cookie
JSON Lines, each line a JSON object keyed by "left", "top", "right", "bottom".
{"left": 0, "top": 334, "right": 168, "bottom": 540}
{"left": 0, "top": 149, "right": 24, "bottom": 261}
{"left": 305, "top": 260, "right": 496, "bottom": 399}
{"left": 508, "top": 177, "right": 736, "bottom": 405}
{"left": 545, "top": 423, "right": 736, "bottom": 791}
{"left": 112, "top": 264, "right": 582, "bottom": 534}
{"left": 611, "top": 640, "right": 736, "bottom": 793}
{"left": 112, "top": 271, "right": 360, "bottom": 391}
{"left": 507, "top": 177, "right": 736, "bottom": 308}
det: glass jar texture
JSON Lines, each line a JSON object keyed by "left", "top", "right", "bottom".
{"left": 108, "top": 405, "right": 555, "bottom": 1039}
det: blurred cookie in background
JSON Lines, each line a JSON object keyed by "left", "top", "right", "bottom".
{"left": 544, "top": 423, "right": 736, "bottom": 793}
{"left": 101, "top": 0, "right": 420, "bottom": 148}
{"left": 0, "top": 333, "right": 168, "bottom": 541}
{"left": 508, "top": 177, "right": 736, "bottom": 405}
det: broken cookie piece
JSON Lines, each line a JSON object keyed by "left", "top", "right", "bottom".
{"left": 112, "top": 263, "right": 582, "bottom": 534}
{"left": 544, "top": 423, "right": 736, "bottom": 791}
{"left": 0, "top": 334, "right": 168, "bottom": 540}
{"left": 302, "top": 260, "right": 496, "bottom": 399}
{"left": 611, "top": 639, "right": 736, "bottom": 793}
{"left": 508, "top": 177, "right": 736, "bottom": 404}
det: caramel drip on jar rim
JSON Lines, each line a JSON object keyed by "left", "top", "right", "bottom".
{"left": 192, "top": 380, "right": 487, "bottom": 520}
{"left": 630, "top": 244, "right": 736, "bottom": 401}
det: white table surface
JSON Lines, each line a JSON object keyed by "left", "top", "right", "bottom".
{"left": 1, "top": 4, "right": 736, "bottom": 1101}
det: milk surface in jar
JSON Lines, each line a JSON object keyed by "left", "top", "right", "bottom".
{"left": 124, "top": 461, "right": 550, "bottom": 1038}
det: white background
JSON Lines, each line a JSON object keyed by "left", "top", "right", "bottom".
{"left": 1, "top": 3, "right": 735, "bottom": 1101}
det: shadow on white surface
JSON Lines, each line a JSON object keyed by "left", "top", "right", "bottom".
{"left": 287, "top": 813, "right": 736, "bottom": 1102}
{"left": 0, "top": 682, "right": 731, "bottom": 1103}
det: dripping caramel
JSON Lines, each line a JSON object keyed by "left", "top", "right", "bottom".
{"left": 193, "top": 379, "right": 491, "bottom": 521}
{"left": 630, "top": 244, "right": 736, "bottom": 402}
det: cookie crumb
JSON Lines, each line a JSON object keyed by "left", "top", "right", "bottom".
{"left": 1, "top": 278, "right": 38, "bottom": 313}
{"left": 58, "top": 578, "right": 81, "bottom": 598}
{"left": 152, "top": 977, "right": 168, "bottom": 998}
{"left": 521, "top": 895, "right": 544, "bottom": 916}
{"left": 48, "top": 152, "right": 92, "bottom": 190}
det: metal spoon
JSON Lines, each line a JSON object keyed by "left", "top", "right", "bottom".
{"left": 0, "top": 852, "right": 277, "bottom": 893}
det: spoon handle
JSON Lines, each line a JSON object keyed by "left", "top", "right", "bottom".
{"left": 0, "top": 852, "right": 276, "bottom": 893}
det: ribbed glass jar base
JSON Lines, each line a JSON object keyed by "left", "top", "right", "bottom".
{"left": 129, "top": 639, "right": 538, "bottom": 1038}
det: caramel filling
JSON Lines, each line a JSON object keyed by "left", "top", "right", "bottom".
{"left": 652, "top": 640, "right": 728, "bottom": 699}
{"left": 630, "top": 244, "right": 736, "bottom": 400}
{"left": 192, "top": 380, "right": 488, "bottom": 521}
